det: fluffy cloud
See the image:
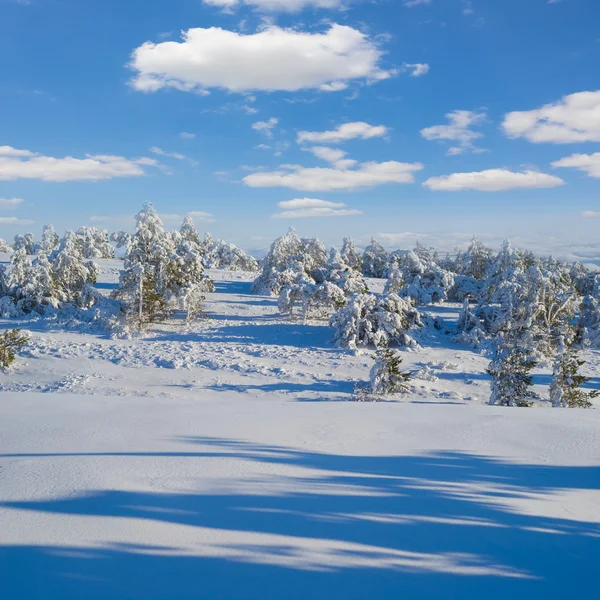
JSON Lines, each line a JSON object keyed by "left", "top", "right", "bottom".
{"left": 423, "top": 169, "right": 565, "bottom": 191}
{"left": 129, "top": 25, "right": 394, "bottom": 94}
{"left": 0, "top": 146, "right": 160, "bottom": 182}
{"left": 273, "top": 198, "right": 362, "bottom": 218}
{"left": 297, "top": 122, "right": 389, "bottom": 144}
{"left": 552, "top": 153, "right": 600, "bottom": 178}
{"left": 421, "top": 110, "right": 486, "bottom": 155}
{"left": 179, "top": 132, "right": 196, "bottom": 140}
{"left": 0, "top": 197, "right": 24, "bottom": 208}
{"left": 582, "top": 211, "right": 600, "bottom": 218}
{"left": 305, "top": 146, "right": 358, "bottom": 170}
{"left": 502, "top": 90, "right": 600, "bottom": 143}
{"left": 404, "top": 0, "right": 431, "bottom": 6}
{"left": 244, "top": 160, "right": 423, "bottom": 191}
{"left": 0, "top": 217, "right": 34, "bottom": 225}
{"left": 252, "top": 118, "right": 279, "bottom": 137}
{"left": 204, "top": 0, "right": 345, "bottom": 11}
{"left": 403, "top": 63, "right": 430, "bottom": 77}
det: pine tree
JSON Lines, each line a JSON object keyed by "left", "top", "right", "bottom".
{"left": 13, "top": 233, "right": 35, "bottom": 255}
{"left": 550, "top": 336, "right": 599, "bottom": 409}
{"left": 40, "top": 225, "right": 60, "bottom": 256}
{"left": 383, "top": 266, "right": 404, "bottom": 295}
{"left": 19, "top": 253, "right": 61, "bottom": 314}
{"left": 52, "top": 231, "right": 96, "bottom": 302}
{"left": 370, "top": 347, "right": 412, "bottom": 396}
{"left": 487, "top": 333, "right": 538, "bottom": 407}
{"left": 341, "top": 237, "right": 362, "bottom": 272}
{"left": 9, "top": 247, "right": 32, "bottom": 292}
{"left": 362, "top": 238, "right": 388, "bottom": 278}
{"left": 0, "top": 238, "right": 12, "bottom": 253}
{"left": 0, "top": 329, "right": 29, "bottom": 370}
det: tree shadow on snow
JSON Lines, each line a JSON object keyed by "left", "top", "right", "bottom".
{"left": 0, "top": 439, "right": 598, "bottom": 599}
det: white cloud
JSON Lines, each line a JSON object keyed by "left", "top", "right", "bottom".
{"left": 502, "top": 90, "right": 600, "bottom": 143}
{"left": 0, "top": 217, "right": 34, "bottom": 225}
{"left": 0, "top": 145, "right": 160, "bottom": 182}
{"left": 582, "top": 211, "right": 600, "bottom": 218}
{"left": 128, "top": 25, "right": 394, "bottom": 94}
{"left": 552, "top": 153, "right": 600, "bottom": 178}
{"left": 204, "top": 0, "right": 345, "bottom": 12}
{"left": 421, "top": 110, "right": 486, "bottom": 155}
{"left": 160, "top": 211, "right": 215, "bottom": 225}
{"left": 403, "top": 63, "right": 430, "bottom": 77}
{"left": 244, "top": 160, "right": 423, "bottom": 191}
{"left": 0, "top": 146, "right": 35, "bottom": 157}
{"left": 0, "top": 197, "right": 25, "bottom": 208}
{"left": 273, "top": 198, "right": 362, "bottom": 218}
{"left": 252, "top": 117, "right": 278, "bottom": 137}
{"left": 254, "top": 144, "right": 271, "bottom": 150}
{"left": 404, "top": 0, "right": 431, "bottom": 6}
{"left": 297, "top": 122, "right": 389, "bottom": 144}
{"left": 423, "top": 169, "right": 566, "bottom": 192}
{"left": 305, "top": 146, "right": 358, "bottom": 170}
{"left": 179, "top": 132, "right": 196, "bottom": 140}
{"left": 149, "top": 146, "right": 186, "bottom": 160}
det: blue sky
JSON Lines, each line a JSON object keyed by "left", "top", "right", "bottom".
{"left": 1, "top": 0, "right": 599, "bottom": 260}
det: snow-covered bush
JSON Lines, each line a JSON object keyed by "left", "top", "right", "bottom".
{"left": 17, "top": 253, "right": 61, "bottom": 314}
{"left": 279, "top": 281, "right": 346, "bottom": 321}
{"left": 399, "top": 266, "right": 455, "bottom": 306}
{"left": 369, "top": 347, "right": 412, "bottom": 396}
{"left": 204, "top": 239, "right": 259, "bottom": 272}
{"left": 576, "top": 295, "right": 600, "bottom": 347}
{"left": 549, "top": 337, "right": 598, "bottom": 409}
{"left": 252, "top": 229, "right": 327, "bottom": 296}
{"left": 362, "top": 238, "right": 388, "bottom": 278}
{"left": 447, "top": 275, "right": 484, "bottom": 302}
{"left": 330, "top": 293, "right": 422, "bottom": 351}
{"left": 459, "top": 237, "right": 494, "bottom": 280}
{"left": 0, "top": 238, "right": 12, "bottom": 254}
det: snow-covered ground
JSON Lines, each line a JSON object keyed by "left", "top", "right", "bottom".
{"left": 0, "top": 261, "right": 599, "bottom": 599}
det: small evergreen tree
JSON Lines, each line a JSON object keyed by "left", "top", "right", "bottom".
{"left": 362, "top": 238, "right": 388, "bottom": 278}
{"left": 487, "top": 333, "right": 538, "bottom": 407}
{"left": 550, "top": 336, "right": 599, "bottom": 409}
{"left": 40, "top": 225, "right": 60, "bottom": 256}
{"left": 370, "top": 347, "right": 412, "bottom": 396}
{"left": 0, "top": 329, "right": 29, "bottom": 370}
{"left": 341, "top": 237, "right": 362, "bottom": 272}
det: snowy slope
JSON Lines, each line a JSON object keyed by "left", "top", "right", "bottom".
{"left": 0, "top": 261, "right": 599, "bottom": 599}
{"left": 0, "top": 394, "right": 599, "bottom": 599}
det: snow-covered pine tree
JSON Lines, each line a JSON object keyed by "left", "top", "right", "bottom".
{"left": 76, "top": 227, "right": 114, "bottom": 259}
{"left": 330, "top": 293, "right": 422, "bottom": 351}
{"left": 8, "top": 247, "right": 32, "bottom": 293}
{"left": 0, "top": 238, "right": 12, "bottom": 254}
{"left": 180, "top": 216, "right": 203, "bottom": 248}
{"left": 113, "top": 204, "right": 173, "bottom": 329}
{"left": 460, "top": 237, "right": 494, "bottom": 280}
{"left": 455, "top": 299, "right": 486, "bottom": 347}
{"left": 18, "top": 253, "right": 61, "bottom": 314}
{"left": 383, "top": 266, "right": 404, "bottom": 295}
{"left": 549, "top": 336, "right": 599, "bottom": 409}
{"left": 487, "top": 333, "right": 538, "bottom": 407}
{"left": 370, "top": 346, "right": 412, "bottom": 396}
{"left": 52, "top": 231, "right": 97, "bottom": 303}
{"left": 362, "top": 238, "right": 388, "bottom": 278}
{"left": 252, "top": 229, "right": 327, "bottom": 296}
{"left": 13, "top": 233, "right": 35, "bottom": 255}
{"left": 0, "top": 329, "right": 29, "bottom": 370}
{"left": 204, "top": 240, "right": 259, "bottom": 272}
{"left": 40, "top": 225, "right": 60, "bottom": 256}
{"left": 340, "top": 237, "right": 362, "bottom": 272}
